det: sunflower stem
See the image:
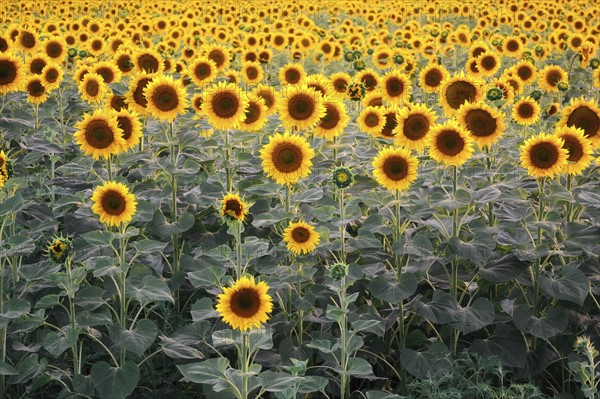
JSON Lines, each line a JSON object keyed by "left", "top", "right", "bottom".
{"left": 240, "top": 331, "right": 250, "bottom": 399}
{"left": 338, "top": 276, "right": 349, "bottom": 399}
{"left": 169, "top": 121, "right": 181, "bottom": 317}
{"left": 394, "top": 189, "right": 408, "bottom": 394}
{"left": 450, "top": 165, "right": 460, "bottom": 356}
{"left": 533, "top": 178, "right": 545, "bottom": 319}
{"left": 339, "top": 187, "right": 346, "bottom": 263}
{"left": 285, "top": 184, "right": 292, "bottom": 214}
{"left": 65, "top": 255, "right": 80, "bottom": 376}
{"left": 34, "top": 103, "right": 39, "bottom": 131}
{"left": 566, "top": 173, "right": 573, "bottom": 223}
{"left": 224, "top": 129, "right": 233, "bottom": 192}
{"left": 106, "top": 156, "right": 113, "bottom": 181}
{"left": 235, "top": 222, "right": 243, "bottom": 279}
{"left": 333, "top": 135, "right": 338, "bottom": 164}
{"left": 118, "top": 222, "right": 128, "bottom": 366}
{"left": 57, "top": 86, "right": 66, "bottom": 142}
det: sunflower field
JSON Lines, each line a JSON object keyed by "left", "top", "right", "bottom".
{"left": 1, "top": 0, "right": 600, "bottom": 398}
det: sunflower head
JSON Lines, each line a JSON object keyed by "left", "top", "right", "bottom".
{"left": 427, "top": 121, "right": 474, "bottom": 166}
{"left": 519, "top": 133, "right": 568, "bottom": 178}
{"left": 283, "top": 221, "right": 321, "bottom": 255}
{"left": 457, "top": 102, "right": 505, "bottom": 147}
{"left": 260, "top": 132, "right": 315, "bottom": 185}
{"left": 0, "top": 53, "right": 24, "bottom": 94}
{"left": 332, "top": 166, "right": 354, "bottom": 189}
{"left": 46, "top": 235, "right": 72, "bottom": 263}
{"left": 277, "top": 84, "right": 326, "bottom": 132}
{"left": 215, "top": 275, "right": 273, "bottom": 331}
{"left": 90, "top": 181, "right": 137, "bottom": 227}
{"left": 559, "top": 97, "right": 600, "bottom": 146}
{"left": 347, "top": 82, "right": 366, "bottom": 101}
{"left": 221, "top": 193, "right": 249, "bottom": 223}
{"left": 143, "top": 74, "right": 189, "bottom": 121}
{"left": 74, "top": 109, "right": 125, "bottom": 160}
{"left": 512, "top": 97, "right": 541, "bottom": 126}
{"left": 201, "top": 81, "right": 249, "bottom": 130}
{"left": 554, "top": 126, "right": 593, "bottom": 175}
{"left": 372, "top": 146, "right": 419, "bottom": 191}
{"left": 329, "top": 262, "right": 348, "bottom": 281}
{"left": 440, "top": 74, "right": 482, "bottom": 115}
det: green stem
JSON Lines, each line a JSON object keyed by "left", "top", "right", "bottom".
{"left": 169, "top": 122, "right": 181, "bottom": 314}
{"left": 34, "top": 103, "right": 39, "bottom": 131}
{"left": 566, "top": 173, "right": 573, "bottom": 223}
{"left": 65, "top": 257, "right": 80, "bottom": 376}
{"left": 107, "top": 156, "right": 113, "bottom": 181}
{"left": 393, "top": 190, "right": 407, "bottom": 393}
{"left": 339, "top": 188, "right": 346, "bottom": 263}
{"left": 241, "top": 332, "right": 249, "bottom": 399}
{"left": 285, "top": 184, "right": 291, "bottom": 214}
{"left": 224, "top": 129, "right": 233, "bottom": 192}
{"left": 333, "top": 135, "right": 338, "bottom": 164}
{"left": 118, "top": 223, "right": 128, "bottom": 365}
{"left": 339, "top": 277, "right": 348, "bottom": 399}
{"left": 235, "top": 222, "right": 243, "bottom": 279}
{"left": 533, "top": 178, "right": 545, "bottom": 318}
{"left": 451, "top": 165, "right": 460, "bottom": 356}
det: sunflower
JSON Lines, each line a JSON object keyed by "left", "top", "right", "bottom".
{"left": 114, "top": 49, "right": 135, "bottom": 75}
{"left": 330, "top": 71, "right": 352, "bottom": 98}
{"left": 239, "top": 95, "right": 268, "bottom": 132}
{"left": 201, "top": 81, "right": 249, "bottom": 130}
{"left": 0, "top": 53, "right": 24, "bottom": 94}
{"left": 554, "top": 126, "right": 593, "bottom": 175}
{"left": 475, "top": 52, "right": 501, "bottom": 77}
{"left": 394, "top": 104, "right": 437, "bottom": 151}
{"left": 74, "top": 109, "right": 125, "bottom": 159}
{"left": 512, "top": 97, "right": 541, "bottom": 126}
{"left": 593, "top": 68, "right": 600, "bottom": 89}
{"left": 221, "top": 193, "right": 249, "bottom": 222}
{"left": 314, "top": 98, "right": 349, "bottom": 141}
{"left": 144, "top": 75, "right": 189, "bottom": 121}
{"left": 466, "top": 57, "right": 483, "bottom": 79}
{"left": 283, "top": 221, "right": 320, "bottom": 255}
{"left": 91, "top": 181, "right": 137, "bottom": 227}
{"left": 419, "top": 63, "right": 449, "bottom": 93}
{"left": 277, "top": 84, "right": 326, "bottom": 132}
{"left": 187, "top": 56, "right": 217, "bottom": 86}
{"left": 558, "top": 97, "right": 600, "bottom": 147}
{"left": 47, "top": 236, "right": 72, "bottom": 263}
{"left": 241, "top": 61, "right": 264, "bottom": 85}
{"left": 378, "top": 107, "right": 400, "bottom": 139}
{"left": 93, "top": 61, "right": 122, "bottom": 85}
{"left": 25, "top": 77, "right": 48, "bottom": 104}
{"left": 115, "top": 109, "right": 143, "bottom": 152}
{"left": 279, "top": 63, "right": 306, "bottom": 85}
{"left": 520, "top": 133, "right": 568, "bottom": 178}
{"left": 204, "top": 44, "right": 231, "bottom": 71}
{"left": 380, "top": 70, "right": 411, "bottom": 106}
{"left": 502, "top": 36, "right": 522, "bottom": 57}
{"left": 125, "top": 72, "right": 156, "bottom": 115}
{"left": 215, "top": 275, "right": 273, "bottom": 331}
{"left": 41, "top": 63, "right": 63, "bottom": 91}
{"left": 457, "top": 102, "right": 505, "bottom": 147}
{"left": 372, "top": 146, "right": 419, "bottom": 191}
{"left": 538, "top": 65, "right": 567, "bottom": 93}
{"left": 439, "top": 74, "right": 482, "bottom": 116}
{"left": 358, "top": 106, "right": 386, "bottom": 137}
{"left": 0, "top": 150, "right": 8, "bottom": 188}
{"left": 79, "top": 72, "right": 108, "bottom": 104}
{"left": 427, "top": 121, "right": 474, "bottom": 166}
{"left": 512, "top": 60, "right": 537, "bottom": 86}
{"left": 488, "top": 79, "right": 515, "bottom": 104}
{"left": 260, "top": 132, "right": 315, "bottom": 185}
{"left": 252, "top": 84, "right": 277, "bottom": 115}
{"left": 362, "top": 91, "right": 384, "bottom": 108}
{"left": 16, "top": 29, "right": 38, "bottom": 53}
{"left": 27, "top": 54, "right": 49, "bottom": 75}
{"left": 356, "top": 68, "right": 380, "bottom": 92}
{"left": 134, "top": 49, "right": 164, "bottom": 74}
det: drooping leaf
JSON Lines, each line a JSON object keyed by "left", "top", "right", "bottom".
{"left": 110, "top": 319, "right": 158, "bottom": 356}
{"left": 539, "top": 266, "right": 589, "bottom": 306}
{"left": 369, "top": 272, "right": 417, "bottom": 303}
{"left": 90, "top": 361, "right": 140, "bottom": 399}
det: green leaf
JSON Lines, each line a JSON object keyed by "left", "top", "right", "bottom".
{"left": 513, "top": 305, "right": 568, "bottom": 340}
{"left": 159, "top": 335, "right": 204, "bottom": 360}
{"left": 177, "top": 358, "right": 230, "bottom": 385}
{"left": 128, "top": 275, "right": 174, "bottom": 304}
{"left": 293, "top": 188, "right": 323, "bottom": 203}
{"left": 149, "top": 211, "right": 195, "bottom": 240}
{"left": 75, "top": 286, "right": 105, "bottom": 311}
{"left": 188, "top": 266, "right": 226, "bottom": 289}
{"left": 35, "top": 294, "right": 63, "bottom": 310}
{"left": 414, "top": 290, "right": 461, "bottom": 324}
{"left": 351, "top": 319, "right": 382, "bottom": 333}
{"left": 72, "top": 374, "right": 96, "bottom": 397}
{"left": 131, "top": 239, "right": 168, "bottom": 253}
{"left": 43, "top": 326, "right": 78, "bottom": 357}
{"left": 9, "top": 354, "right": 47, "bottom": 385}
{"left": 447, "top": 232, "right": 495, "bottom": 266}
{"left": 2, "top": 235, "right": 36, "bottom": 257}
{"left": 0, "top": 193, "right": 30, "bottom": 217}
{"left": 258, "top": 371, "right": 303, "bottom": 392}
{"left": 369, "top": 272, "right": 417, "bottom": 303}
{"left": 306, "top": 339, "right": 333, "bottom": 353}
{"left": 91, "top": 361, "right": 140, "bottom": 399}
{"left": 0, "top": 361, "right": 19, "bottom": 376}
{"left": 453, "top": 298, "right": 495, "bottom": 334}
{"left": 110, "top": 319, "right": 158, "bottom": 357}
{"left": 81, "top": 230, "right": 116, "bottom": 247}
{"left": 472, "top": 324, "right": 527, "bottom": 368}
{"left": 0, "top": 298, "right": 30, "bottom": 326}
{"left": 298, "top": 376, "right": 328, "bottom": 394}
{"left": 479, "top": 254, "right": 527, "bottom": 282}
{"left": 190, "top": 298, "right": 218, "bottom": 321}
{"left": 540, "top": 266, "right": 589, "bottom": 306}
{"left": 472, "top": 186, "right": 501, "bottom": 204}
{"left": 341, "top": 357, "right": 373, "bottom": 376}
{"left": 365, "top": 391, "right": 403, "bottom": 399}
{"left": 400, "top": 343, "right": 451, "bottom": 379}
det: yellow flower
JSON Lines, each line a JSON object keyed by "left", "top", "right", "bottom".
{"left": 91, "top": 181, "right": 137, "bottom": 227}
{"left": 358, "top": 106, "right": 385, "bottom": 137}
{"left": 456, "top": 102, "right": 505, "bottom": 148}
{"left": 279, "top": 63, "right": 306, "bottom": 85}
{"left": 221, "top": 193, "right": 249, "bottom": 222}
{"left": 215, "top": 275, "right": 273, "bottom": 331}
{"left": 394, "top": 103, "right": 438, "bottom": 152}
{"left": 439, "top": 73, "right": 483, "bottom": 116}
{"left": 277, "top": 84, "right": 326, "bottom": 132}
{"left": 283, "top": 221, "right": 320, "bottom": 255}
{"left": 372, "top": 146, "right": 419, "bottom": 191}
{"left": 314, "top": 98, "right": 349, "bottom": 141}
{"left": 418, "top": 63, "right": 449, "bottom": 94}
{"left": 512, "top": 97, "right": 541, "bottom": 126}
{"left": 0, "top": 53, "right": 24, "bottom": 94}
{"left": 144, "top": 74, "right": 189, "bottom": 121}
{"left": 558, "top": 97, "right": 600, "bottom": 147}
{"left": 115, "top": 109, "right": 143, "bottom": 152}
{"left": 538, "top": 65, "right": 567, "bottom": 93}
{"left": 74, "top": 109, "right": 125, "bottom": 159}
{"left": 201, "top": 81, "right": 249, "bottom": 130}
{"left": 239, "top": 95, "right": 268, "bottom": 132}
{"left": 427, "top": 121, "right": 474, "bottom": 166}
{"left": 25, "top": 77, "right": 48, "bottom": 104}
{"left": 260, "top": 132, "right": 315, "bottom": 185}
{"left": 187, "top": 56, "right": 218, "bottom": 86}
{"left": 380, "top": 70, "right": 411, "bottom": 106}
{"left": 241, "top": 60, "right": 264, "bottom": 85}
{"left": 79, "top": 72, "right": 109, "bottom": 104}
{"left": 554, "top": 127, "right": 593, "bottom": 175}
{"left": 520, "top": 133, "right": 568, "bottom": 178}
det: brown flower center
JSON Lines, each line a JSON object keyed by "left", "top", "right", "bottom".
{"left": 96, "top": 67, "right": 115, "bottom": 84}
{"left": 225, "top": 199, "right": 243, "bottom": 218}
{"left": 361, "top": 73, "right": 377, "bottom": 91}
{"left": 517, "top": 65, "right": 532, "bottom": 80}
{"left": 561, "top": 135, "right": 584, "bottom": 162}
{"left": 545, "top": 69, "right": 562, "bottom": 86}
{"left": 85, "top": 120, "right": 114, "bottom": 149}
{"left": 229, "top": 288, "right": 261, "bottom": 318}
{"left": 424, "top": 68, "right": 443, "bottom": 87}
{"left": 30, "top": 58, "right": 46, "bottom": 74}
{"left": 436, "top": 129, "right": 465, "bottom": 156}
{"left": 272, "top": 143, "right": 303, "bottom": 173}
{"left": 319, "top": 103, "right": 340, "bottom": 130}
{"left": 257, "top": 90, "right": 274, "bottom": 109}
{"left": 465, "top": 109, "right": 497, "bottom": 137}
{"left": 333, "top": 78, "right": 348, "bottom": 93}
{"left": 481, "top": 55, "right": 497, "bottom": 70}
{"left": 243, "top": 101, "right": 261, "bottom": 124}
{"left": 517, "top": 102, "right": 534, "bottom": 118}
{"left": 27, "top": 79, "right": 44, "bottom": 97}
{"left": 20, "top": 32, "right": 36, "bottom": 49}
{"left": 0, "top": 60, "right": 18, "bottom": 85}
{"left": 287, "top": 93, "right": 315, "bottom": 121}
{"left": 45, "top": 68, "right": 59, "bottom": 83}
{"left": 530, "top": 142, "right": 559, "bottom": 168}
{"left": 151, "top": 85, "right": 179, "bottom": 112}
{"left": 364, "top": 112, "right": 380, "bottom": 127}
{"left": 133, "top": 78, "right": 151, "bottom": 107}
{"left": 138, "top": 54, "right": 159, "bottom": 73}
{"left": 403, "top": 114, "right": 429, "bottom": 140}
{"left": 445, "top": 80, "right": 477, "bottom": 110}
{"left": 385, "top": 77, "right": 405, "bottom": 97}
{"left": 111, "top": 95, "right": 127, "bottom": 111}
{"left": 208, "top": 49, "right": 225, "bottom": 69}
{"left": 380, "top": 112, "right": 398, "bottom": 137}
{"left": 85, "top": 79, "right": 100, "bottom": 97}
{"left": 212, "top": 91, "right": 239, "bottom": 118}
{"left": 246, "top": 66, "right": 258, "bottom": 80}
{"left": 284, "top": 68, "right": 301, "bottom": 84}
{"left": 382, "top": 155, "right": 408, "bottom": 181}
{"left": 566, "top": 106, "right": 600, "bottom": 139}
{"left": 194, "top": 62, "right": 211, "bottom": 80}
{"left": 291, "top": 226, "right": 310, "bottom": 243}
{"left": 101, "top": 190, "right": 126, "bottom": 215}
{"left": 117, "top": 116, "right": 132, "bottom": 140}
{"left": 506, "top": 39, "right": 519, "bottom": 52}
{"left": 117, "top": 55, "right": 133, "bottom": 73}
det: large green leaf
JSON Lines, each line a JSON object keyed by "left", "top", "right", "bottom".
{"left": 447, "top": 232, "right": 495, "bottom": 266}
{"left": 90, "top": 361, "right": 140, "bottom": 399}
{"left": 110, "top": 319, "right": 158, "bottom": 356}
{"left": 472, "top": 324, "right": 527, "bottom": 368}
{"left": 414, "top": 290, "right": 461, "bottom": 324}
{"left": 539, "top": 266, "right": 589, "bottom": 306}
{"left": 43, "top": 326, "right": 78, "bottom": 357}
{"left": 149, "top": 211, "right": 195, "bottom": 240}
{"left": 479, "top": 254, "right": 528, "bottom": 282}
{"left": 513, "top": 305, "right": 568, "bottom": 340}
{"left": 369, "top": 272, "right": 417, "bottom": 303}
{"left": 128, "top": 275, "right": 174, "bottom": 304}
{"left": 177, "top": 358, "right": 230, "bottom": 385}
{"left": 258, "top": 371, "right": 303, "bottom": 392}
{"left": 399, "top": 342, "right": 451, "bottom": 379}
{"left": 453, "top": 298, "right": 495, "bottom": 334}
{"left": 0, "top": 298, "right": 30, "bottom": 326}
{"left": 190, "top": 298, "right": 218, "bottom": 321}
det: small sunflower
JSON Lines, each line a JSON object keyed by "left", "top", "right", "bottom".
{"left": 314, "top": 98, "right": 349, "bottom": 140}
{"left": 91, "top": 181, "right": 137, "bottom": 227}
{"left": 377, "top": 107, "right": 400, "bottom": 139}
{"left": 283, "top": 221, "right": 320, "bottom": 255}
{"left": 427, "top": 121, "right": 474, "bottom": 166}
{"left": 512, "top": 97, "right": 541, "bottom": 126}
{"left": 92, "top": 61, "right": 122, "bottom": 85}
{"left": 26, "top": 54, "right": 49, "bottom": 75}
{"left": 41, "top": 63, "right": 63, "bottom": 91}
{"left": 475, "top": 52, "right": 501, "bottom": 77}
{"left": 260, "top": 132, "right": 315, "bottom": 185}
{"left": 79, "top": 72, "right": 108, "bottom": 104}
{"left": 134, "top": 49, "right": 164, "bottom": 74}
{"left": 358, "top": 106, "right": 386, "bottom": 137}
{"left": 554, "top": 126, "right": 593, "bottom": 175}
{"left": 558, "top": 97, "right": 600, "bottom": 147}
{"left": 201, "top": 81, "right": 249, "bottom": 130}
{"left": 239, "top": 95, "right": 268, "bottom": 132}
{"left": 279, "top": 63, "right": 306, "bottom": 85}
{"left": 187, "top": 56, "right": 218, "bottom": 86}
{"left": 332, "top": 166, "right": 354, "bottom": 189}
{"left": 457, "top": 102, "right": 506, "bottom": 147}
{"left": 252, "top": 84, "right": 277, "bottom": 115}
{"left": 0, "top": 150, "right": 9, "bottom": 188}
{"left": 330, "top": 71, "right": 352, "bottom": 98}
{"left": 380, "top": 70, "right": 411, "bottom": 105}
{"left": 0, "top": 53, "right": 24, "bottom": 94}
{"left": 215, "top": 275, "right": 273, "bottom": 331}
{"left": 144, "top": 74, "right": 189, "bottom": 121}
{"left": 74, "top": 109, "right": 125, "bottom": 159}
{"left": 241, "top": 61, "right": 264, "bottom": 85}
{"left": 221, "top": 193, "right": 249, "bottom": 222}
{"left": 418, "top": 63, "right": 449, "bottom": 93}
{"left": 277, "top": 84, "right": 326, "bottom": 132}
{"left": 520, "top": 133, "right": 568, "bottom": 178}
{"left": 25, "top": 77, "right": 48, "bottom": 104}
{"left": 439, "top": 74, "right": 483, "bottom": 116}
{"left": 204, "top": 44, "right": 230, "bottom": 71}
{"left": 43, "top": 37, "right": 66, "bottom": 60}
{"left": 394, "top": 104, "right": 438, "bottom": 151}
{"left": 538, "top": 65, "right": 567, "bottom": 93}
{"left": 115, "top": 109, "right": 143, "bottom": 152}
{"left": 47, "top": 236, "right": 72, "bottom": 263}
{"left": 372, "top": 146, "right": 419, "bottom": 191}
{"left": 512, "top": 60, "right": 537, "bottom": 86}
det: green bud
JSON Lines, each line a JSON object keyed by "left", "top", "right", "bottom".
{"left": 332, "top": 167, "right": 354, "bottom": 189}
{"left": 330, "top": 262, "right": 348, "bottom": 281}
